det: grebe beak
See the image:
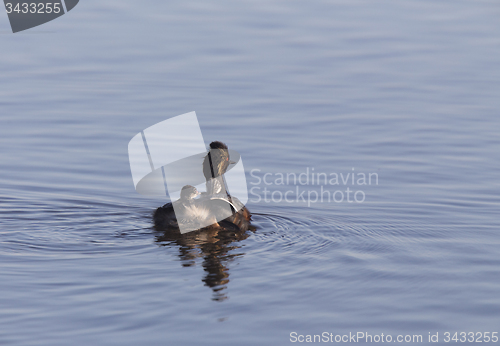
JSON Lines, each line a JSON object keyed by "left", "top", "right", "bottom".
{"left": 229, "top": 160, "right": 236, "bottom": 165}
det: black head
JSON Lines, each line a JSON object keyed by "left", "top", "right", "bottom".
{"left": 209, "top": 141, "right": 228, "bottom": 150}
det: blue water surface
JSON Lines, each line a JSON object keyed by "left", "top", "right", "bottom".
{"left": 1, "top": 1, "right": 500, "bottom": 345}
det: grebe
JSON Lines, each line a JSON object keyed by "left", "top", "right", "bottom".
{"left": 153, "top": 141, "right": 252, "bottom": 232}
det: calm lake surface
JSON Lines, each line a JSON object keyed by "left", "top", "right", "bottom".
{"left": 1, "top": 0, "right": 500, "bottom": 345}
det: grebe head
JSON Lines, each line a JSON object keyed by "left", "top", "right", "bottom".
{"left": 202, "top": 141, "right": 236, "bottom": 180}
{"left": 180, "top": 185, "right": 200, "bottom": 200}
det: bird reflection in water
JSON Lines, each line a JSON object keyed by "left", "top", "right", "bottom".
{"left": 154, "top": 226, "right": 254, "bottom": 301}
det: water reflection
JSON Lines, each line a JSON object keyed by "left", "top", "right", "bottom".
{"left": 155, "top": 226, "right": 255, "bottom": 301}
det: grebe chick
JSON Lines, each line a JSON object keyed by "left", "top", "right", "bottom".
{"left": 180, "top": 185, "right": 200, "bottom": 201}
{"left": 176, "top": 185, "right": 219, "bottom": 233}
{"left": 153, "top": 185, "right": 204, "bottom": 230}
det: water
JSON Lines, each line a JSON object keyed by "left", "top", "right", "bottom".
{"left": 1, "top": 0, "right": 500, "bottom": 345}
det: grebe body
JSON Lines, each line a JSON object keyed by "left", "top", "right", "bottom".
{"left": 154, "top": 141, "right": 251, "bottom": 232}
